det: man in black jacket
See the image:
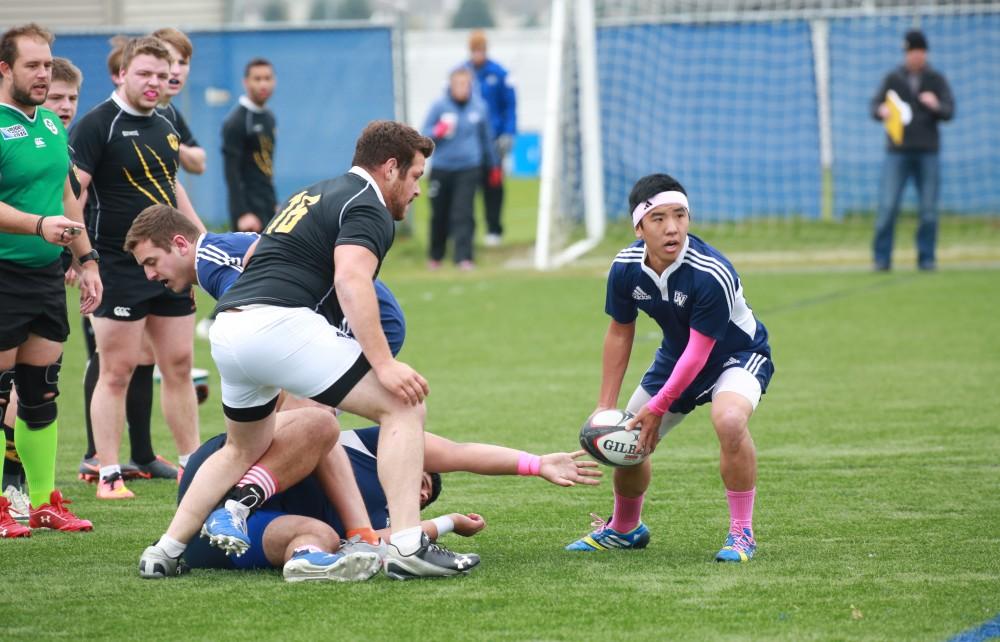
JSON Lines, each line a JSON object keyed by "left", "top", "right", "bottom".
{"left": 870, "top": 29, "right": 954, "bottom": 271}
{"left": 221, "top": 58, "right": 277, "bottom": 233}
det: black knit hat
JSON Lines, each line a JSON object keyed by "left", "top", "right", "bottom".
{"left": 904, "top": 30, "right": 928, "bottom": 51}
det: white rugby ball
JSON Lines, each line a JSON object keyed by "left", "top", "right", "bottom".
{"left": 579, "top": 409, "right": 647, "bottom": 467}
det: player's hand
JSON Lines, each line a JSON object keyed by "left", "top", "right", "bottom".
{"left": 625, "top": 406, "right": 663, "bottom": 456}
{"left": 375, "top": 360, "right": 429, "bottom": 406}
{"left": 539, "top": 450, "right": 603, "bottom": 487}
{"left": 64, "top": 268, "right": 79, "bottom": 287}
{"left": 876, "top": 103, "right": 890, "bottom": 120}
{"left": 451, "top": 513, "right": 486, "bottom": 537}
{"left": 77, "top": 264, "right": 103, "bottom": 315}
{"left": 40, "top": 216, "right": 85, "bottom": 247}
{"left": 918, "top": 91, "right": 940, "bottom": 112}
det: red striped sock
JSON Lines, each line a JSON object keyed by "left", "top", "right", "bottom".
{"left": 237, "top": 465, "right": 278, "bottom": 500}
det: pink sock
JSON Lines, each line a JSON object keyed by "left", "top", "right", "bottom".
{"left": 727, "top": 487, "right": 755, "bottom": 534}
{"left": 607, "top": 492, "right": 644, "bottom": 533}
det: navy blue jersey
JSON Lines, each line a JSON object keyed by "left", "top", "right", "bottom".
{"left": 195, "top": 232, "right": 259, "bottom": 300}
{"left": 194, "top": 231, "right": 405, "bottom": 356}
{"left": 606, "top": 234, "right": 770, "bottom": 366}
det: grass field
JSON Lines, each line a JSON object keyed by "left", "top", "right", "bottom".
{"left": 3, "top": 180, "right": 1000, "bottom": 641}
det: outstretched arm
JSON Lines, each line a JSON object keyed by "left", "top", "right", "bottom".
{"left": 423, "top": 432, "right": 601, "bottom": 487}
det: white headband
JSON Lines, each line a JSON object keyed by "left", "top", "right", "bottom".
{"left": 631, "top": 190, "right": 689, "bottom": 227}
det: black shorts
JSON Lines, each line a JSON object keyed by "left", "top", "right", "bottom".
{"left": 0, "top": 258, "right": 69, "bottom": 351}
{"left": 92, "top": 244, "right": 195, "bottom": 321}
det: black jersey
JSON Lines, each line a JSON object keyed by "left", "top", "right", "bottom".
{"left": 70, "top": 92, "right": 181, "bottom": 247}
{"left": 221, "top": 96, "right": 277, "bottom": 224}
{"left": 156, "top": 102, "right": 199, "bottom": 148}
{"left": 215, "top": 167, "right": 394, "bottom": 325}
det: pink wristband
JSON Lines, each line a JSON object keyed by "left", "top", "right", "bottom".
{"left": 517, "top": 452, "right": 541, "bottom": 476}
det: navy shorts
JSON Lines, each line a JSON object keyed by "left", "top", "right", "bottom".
{"left": 640, "top": 348, "right": 774, "bottom": 414}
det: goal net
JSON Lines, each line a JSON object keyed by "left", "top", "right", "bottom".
{"left": 536, "top": 0, "right": 1000, "bottom": 269}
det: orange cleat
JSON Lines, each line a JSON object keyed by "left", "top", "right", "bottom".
{"left": 97, "top": 472, "right": 135, "bottom": 500}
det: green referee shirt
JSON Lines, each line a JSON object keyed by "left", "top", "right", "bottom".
{"left": 0, "top": 103, "right": 71, "bottom": 268}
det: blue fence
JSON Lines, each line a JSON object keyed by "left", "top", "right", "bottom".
{"left": 54, "top": 27, "right": 396, "bottom": 227}
{"left": 596, "top": 11, "right": 1000, "bottom": 221}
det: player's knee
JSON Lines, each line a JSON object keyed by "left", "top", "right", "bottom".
{"left": 156, "top": 352, "right": 194, "bottom": 383}
{"left": 13, "top": 361, "right": 61, "bottom": 428}
{"left": 712, "top": 407, "right": 750, "bottom": 452}
{"left": 301, "top": 407, "right": 340, "bottom": 451}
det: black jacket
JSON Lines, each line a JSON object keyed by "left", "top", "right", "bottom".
{"left": 870, "top": 64, "right": 954, "bottom": 153}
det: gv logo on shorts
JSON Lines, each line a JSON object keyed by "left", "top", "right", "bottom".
{"left": 113, "top": 306, "right": 131, "bottom": 318}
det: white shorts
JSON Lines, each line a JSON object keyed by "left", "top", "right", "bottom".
{"left": 625, "top": 366, "right": 763, "bottom": 440}
{"left": 210, "top": 305, "right": 365, "bottom": 412}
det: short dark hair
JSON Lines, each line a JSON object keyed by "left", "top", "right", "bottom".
{"left": 425, "top": 473, "right": 443, "bottom": 509}
{"left": 120, "top": 36, "right": 171, "bottom": 73}
{"left": 352, "top": 120, "right": 434, "bottom": 174}
{"left": 244, "top": 57, "right": 272, "bottom": 78}
{"left": 628, "top": 173, "right": 687, "bottom": 214}
{"left": 124, "top": 204, "right": 201, "bottom": 253}
{"left": 107, "top": 35, "right": 129, "bottom": 78}
{"left": 0, "top": 23, "right": 54, "bottom": 68}
{"left": 51, "top": 57, "right": 82, "bottom": 88}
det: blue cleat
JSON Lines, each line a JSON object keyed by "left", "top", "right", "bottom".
{"left": 715, "top": 528, "right": 756, "bottom": 563}
{"left": 565, "top": 513, "right": 650, "bottom": 551}
{"left": 200, "top": 499, "right": 251, "bottom": 557}
{"left": 282, "top": 549, "right": 382, "bottom": 583}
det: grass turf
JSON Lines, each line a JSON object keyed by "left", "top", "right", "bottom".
{"left": 2, "top": 179, "right": 999, "bottom": 641}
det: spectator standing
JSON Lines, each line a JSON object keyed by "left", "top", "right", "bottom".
{"left": 870, "top": 29, "right": 954, "bottom": 271}
{"left": 467, "top": 30, "right": 516, "bottom": 248}
{"left": 422, "top": 67, "right": 498, "bottom": 270}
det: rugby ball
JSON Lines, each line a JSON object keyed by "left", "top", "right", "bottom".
{"left": 579, "top": 409, "right": 647, "bottom": 467}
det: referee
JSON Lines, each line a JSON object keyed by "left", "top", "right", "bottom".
{"left": 0, "top": 23, "right": 101, "bottom": 537}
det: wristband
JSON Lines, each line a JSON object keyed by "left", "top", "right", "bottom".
{"left": 431, "top": 515, "right": 455, "bottom": 537}
{"left": 35, "top": 216, "right": 45, "bottom": 237}
{"left": 517, "top": 452, "right": 541, "bottom": 476}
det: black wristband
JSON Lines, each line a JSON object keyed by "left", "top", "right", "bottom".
{"left": 35, "top": 216, "right": 45, "bottom": 237}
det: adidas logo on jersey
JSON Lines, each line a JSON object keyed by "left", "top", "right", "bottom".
{"left": 724, "top": 357, "right": 740, "bottom": 367}
{"left": 631, "top": 286, "right": 652, "bottom": 301}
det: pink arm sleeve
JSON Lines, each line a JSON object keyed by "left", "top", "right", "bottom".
{"left": 646, "top": 328, "right": 717, "bottom": 416}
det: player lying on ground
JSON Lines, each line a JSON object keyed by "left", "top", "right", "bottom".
{"left": 123, "top": 204, "right": 406, "bottom": 580}
{"left": 565, "top": 173, "right": 774, "bottom": 563}
{"left": 175, "top": 423, "right": 600, "bottom": 581}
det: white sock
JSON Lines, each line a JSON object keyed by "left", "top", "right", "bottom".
{"left": 390, "top": 526, "right": 424, "bottom": 556}
{"left": 99, "top": 464, "right": 121, "bottom": 481}
{"left": 178, "top": 453, "right": 191, "bottom": 468}
{"left": 157, "top": 534, "right": 186, "bottom": 558}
